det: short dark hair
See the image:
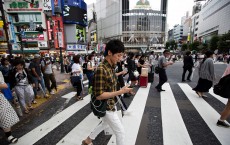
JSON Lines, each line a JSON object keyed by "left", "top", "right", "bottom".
{"left": 88, "top": 54, "right": 94, "bottom": 60}
{"left": 104, "top": 39, "right": 125, "bottom": 56}
{"left": 73, "top": 55, "right": 80, "bottom": 63}
{"left": 14, "top": 59, "right": 25, "bottom": 67}
{"left": 163, "top": 49, "right": 170, "bottom": 54}
{"left": 185, "top": 51, "right": 191, "bottom": 56}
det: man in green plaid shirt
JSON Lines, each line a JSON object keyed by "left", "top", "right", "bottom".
{"left": 82, "top": 40, "right": 133, "bottom": 145}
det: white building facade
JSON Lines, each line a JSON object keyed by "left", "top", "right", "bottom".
{"left": 191, "top": 0, "right": 230, "bottom": 43}
{"left": 95, "top": 0, "right": 168, "bottom": 52}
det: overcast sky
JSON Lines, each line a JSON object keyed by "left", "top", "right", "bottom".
{"left": 84, "top": 0, "right": 203, "bottom": 29}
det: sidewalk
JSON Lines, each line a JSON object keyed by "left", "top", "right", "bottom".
{"left": 31, "top": 68, "right": 71, "bottom": 108}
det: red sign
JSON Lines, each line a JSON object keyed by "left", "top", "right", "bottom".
{"left": 46, "top": 20, "right": 52, "bottom": 40}
{"left": 52, "top": 16, "right": 65, "bottom": 49}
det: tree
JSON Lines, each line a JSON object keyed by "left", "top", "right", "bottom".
{"left": 165, "top": 42, "right": 170, "bottom": 49}
{"left": 218, "top": 32, "right": 230, "bottom": 53}
{"left": 189, "top": 41, "right": 200, "bottom": 51}
{"left": 181, "top": 43, "right": 188, "bottom": 51}
{"left": 209, "top": 35, "right": 219, "bottom": 51}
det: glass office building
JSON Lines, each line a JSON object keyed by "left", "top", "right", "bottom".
{"left": 95, "top": 0, "right": 168, "bottom": 52}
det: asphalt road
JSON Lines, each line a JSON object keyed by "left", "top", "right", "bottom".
{"left": 0, "top": 61, "right": 229, "bottom": 145}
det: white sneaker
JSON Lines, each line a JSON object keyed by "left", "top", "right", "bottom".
{"left": 123, "top": 110, "right": 132, "bottom": 116}
{"left": 50, "top": 90, "right": 55, "bottom": 95}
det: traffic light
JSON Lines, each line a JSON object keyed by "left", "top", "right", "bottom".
{"left": 0, "top": 20, "right": 4, "bottom": 28}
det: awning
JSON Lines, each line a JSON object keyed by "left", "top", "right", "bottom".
{"left": 12, "top": 50, "right": 39, "bottom": 54}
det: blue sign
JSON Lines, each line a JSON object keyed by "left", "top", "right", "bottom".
{"left": 8, "top": 16, "right": 16, "bottom": 44}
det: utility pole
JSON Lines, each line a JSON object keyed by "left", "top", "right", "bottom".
{"left": 0, "top": 0, "right": 13, "bottom": 58}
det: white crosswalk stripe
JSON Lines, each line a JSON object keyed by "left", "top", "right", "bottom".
{"left": 161, "top": 83, "right": 192, "bottom": 145}
{"left": 12, "top": 82, "right": 230, "bottom": 145}
{"left": 15, "top": 93, "right": 91, "bottom": 145}
{"left": 179, "top": 83, "right": 230, "bottom": 145}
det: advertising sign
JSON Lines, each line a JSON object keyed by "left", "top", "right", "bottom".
{"left": 38, "top": 41, "right": 48, "bottom": 47}
{"left": 0, "top": 20, "right": 6, "bottom": 42}
{"left": 76, "top": 25, "right": 86, "bottom": 43}
{"left": 42, "top": 0, "right": 52, "bottom": 10}
{"left": 63, "top": 5, "right": 87, "bottom": 25}
{"left": 67, "top": 44, "right": 86, "bottom": 51}
{"left": 52, "top": 16, "right": 65, "bottom": 49}
{"left": 130, "top": 0, "right": 161, "bottom": 11}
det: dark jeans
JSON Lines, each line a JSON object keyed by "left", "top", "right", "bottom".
{"left": 182, "top": 67, "right": 192, "bottom": 81}
{"left": 64, "top": 65, "right": 68, "bottom": 73}
{"left": 75, "top": 80, "right": 83, "bottom": 96}
{"left": 86, "top": 72, "right": 94, "bottom": 88}
{"left": 44, "top": 73, "right": 57, "bottom": 93}
{"left": 156, "top": 69, "right": 167, "bottom": 89}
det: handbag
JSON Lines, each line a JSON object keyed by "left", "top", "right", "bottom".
{"left": 91, "top": 94, "right": 107, "bottom": 118}
{"left": 155, "top": 65, "right": 160, "bottom": 74}
{"left": 70, "top": 74, "right": 82, "bottom": 87}
{"left": 132, "top": 70, "right": 139, "bottom": 78}
{"left": 213, "top": 84, "right": 226, "bottom": 98}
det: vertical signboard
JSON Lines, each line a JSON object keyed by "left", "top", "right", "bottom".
{"left": 52, "top": 16, "right": 65, "bottom": 49}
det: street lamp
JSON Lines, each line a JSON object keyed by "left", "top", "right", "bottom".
{"left": 54, "top": 6, "right": 64, "bottom": 73}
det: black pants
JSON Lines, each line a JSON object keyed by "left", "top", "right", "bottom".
{"left": 75, "top": 80, "right": 83, "bottom": 96}
{"left": 156, "top": 69, "right": 167, "bottom": 89}
{"left": 44, "top": 73, "right": 57, "bottom": 93}
{"left": 182, "top": 67, "right": 192, "bottom": 81}
{"left": 64, "top": 65, "right": 68, "bottom": 73}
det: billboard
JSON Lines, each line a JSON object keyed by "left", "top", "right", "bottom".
{"left": 130, "top": 0, "right": 161, "bottom": 11}
{"left": 63, "top": 5, "right": 87, "bottom": 25}
{"left": 76, "top": 25, "right": 86, "bottom": 43}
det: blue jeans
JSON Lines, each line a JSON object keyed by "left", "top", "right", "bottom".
{"left": 32, "top": 76, "right": 46, "bottom": 97}
{"left": 86, "top": 72, "right": 94, "bottom": 88}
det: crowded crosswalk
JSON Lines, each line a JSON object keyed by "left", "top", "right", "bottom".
{"left": 11, "top": 80, "right": 230, "bottom": 145}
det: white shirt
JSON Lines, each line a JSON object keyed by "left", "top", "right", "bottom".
{"left": 41, "top": 60, "right": 53, "bottom": 74}
{"left": 71, "top": 63, "right": 82, "bottom": 76}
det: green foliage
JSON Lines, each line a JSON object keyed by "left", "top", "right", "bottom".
{"left": 165, "top": 40, "right": 177, "bottom": 50}
{"left": 181, "top": 43, "right": 188, "bottom": 51}
{"left": 218, "top": 32, "right": 230, "bottom": 53}
{"left": 189, "top": 41, "right": 200, "bottom": 51}
{"left": 209, "top": 35, "right": 219, "bottom": 51}
{"left": 165, "top": 42, "right": 170, "bottom": 49}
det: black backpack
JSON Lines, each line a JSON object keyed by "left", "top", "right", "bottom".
{"left": 82, "top": 62, "right": 87, "bottom": 74}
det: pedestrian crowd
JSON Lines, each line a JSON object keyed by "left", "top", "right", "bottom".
{"left": 0, "top": 39, "right": 230, "bottom": 144}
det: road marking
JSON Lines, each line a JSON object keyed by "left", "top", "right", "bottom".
{"left": 161, "top": 83, "right": 192, "bottom": 145}
{"left": 53, "top": 92, "right": 77, "bottom": 116}
{"left": 178, "top": 83, "right": 230, "bottom": 145}
{"left": 15, "top": 93, "right": 91, "bottom": 145}
{"left": 57, "top": 113, "right": 101, "bottom": 145}
{"left": 209, "top": 87, "right": 228, "bottom": 104}
{"left": 61, "top": 92, "right": 76, "bottom": 99}
{"left": 107, "top": 83, "right": 151, "bottom": 145}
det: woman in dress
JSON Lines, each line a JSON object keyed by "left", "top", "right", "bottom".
{"left": 71, "top": 55, "right": 83, "bottom": 100}
{"left": 0, "top": 71, "right": 19, "bottom": 143}
{"left": 193, "top": 50, "right": 215, "bottom": 97}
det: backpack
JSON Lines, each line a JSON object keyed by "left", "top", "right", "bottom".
{"left": 82, "top": 62, "right": 87, "bottom": 74}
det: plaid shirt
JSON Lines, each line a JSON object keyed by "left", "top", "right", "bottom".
{"left": 93, "top": 59, "right": 117, "bottom": 111}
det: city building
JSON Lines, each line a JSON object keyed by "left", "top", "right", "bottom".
{"left": 87, "top": 3, "right": 97, "bottom": 51}
{"left": 167, "top": 29, "right": 173, "bottom": 41}
{"left": 62, "top": 0, "right": 87, "bottom": 55}
{"left": 191, "top": 0, "right": 230, "bottom": 43}
{"left": 4, "top": 0, "right": 47, "bottom": 54}
{"left": 173, "top": 24, "right": 183, "bottom": 48}
{"left": 95, "top": 0, "right": 168, "bottom": 53}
